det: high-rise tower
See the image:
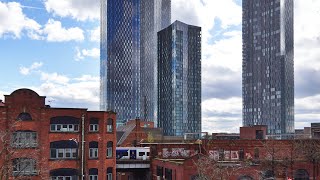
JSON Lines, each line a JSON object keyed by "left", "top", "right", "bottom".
{"left": 157, "top": 21, "right": 201, "bottom": 136}
{"left": 100, "top": 0, "right": 171, "bottom": 126}
{"left": 140, "top": 0, "right": 171, "bottom": 124}
{"left": 242, "top": 0, "right": 294, "bottom": 136}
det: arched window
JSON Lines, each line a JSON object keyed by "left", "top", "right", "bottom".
{"left": 50, "top": 116, "right": 80, "bottom": 132}
{"left": 50, "top": 140, "right": 78, "bottom": 159}
{"left": 89, "top": 118, "right": 99, "bottom": 132}
{"left": 294, "top": 169, "right": 309, "bottom": 180}
{"left": 11, "top": 130, "right": 37, "bottom": 148}
{"left": 17, "top": 112, "right": 32, "bottom": 121}
{"left": 106, "top": 167, "right": 112, "bottom": 180}
{"left": 50, "top": 168, "right": 78, "bottom": 180}
{"left": 107, "top": 119, "right": 113, "bottom": 132}
{"left": 107, "top": 141, "right": 113, "bottom": 158}
{"left": 89, "top": 168, "right": 98, "bottom": 180}
{"left": 12, "top": 158, "right": 37, "bottom": 176}
{"left": 89, "top": 141, "right": 98, "bottom": 159}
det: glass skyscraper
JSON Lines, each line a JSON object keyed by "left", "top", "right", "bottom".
{"left": 141, "top": 1, "right": 171, "bottom": 124}
{"left": 157, "top": 21, "right": 201, "bottom": 136}
{"left": 242, "top": 0, "right": 294, "bottom": 136}
{"left": 100, "top": 0, "right": 171, "bottom": 125}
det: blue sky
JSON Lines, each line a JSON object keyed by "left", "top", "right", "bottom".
{"left": 1, "top": 0, "right": 320, "bottom": 133}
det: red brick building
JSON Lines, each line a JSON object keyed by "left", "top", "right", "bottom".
{"left": 142, "top": 127, "right": 320, "bottom": 180}
{"left": 117, "top": 119, "right": 162, "bottom": 147}
{"left": 0, "top": 88, "right": 117, "bottom": 180}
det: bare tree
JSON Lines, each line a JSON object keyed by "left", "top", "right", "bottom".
{"left": 258, "top": 140, "right": 296, "bottom": 179}
{"left": 193, "top": 154, "right": 248, "bottom": 180}
{"left": 0, "top": 122, "right": 52, "bottom": 180}
{"left": 294, "top": 139, "right": 320, "bottom": 180}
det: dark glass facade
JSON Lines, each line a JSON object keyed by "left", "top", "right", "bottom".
{"left": 158, "top": 21, "right": 201, "bottom": 136}
{"left": 140, "top": 0, "right": 171, "bottom": 124}
{"left": 242, "top": 0, "right": 294, "bottom": 136}
{"left": 100, "top": 0, "right": 171, "bottom": 125}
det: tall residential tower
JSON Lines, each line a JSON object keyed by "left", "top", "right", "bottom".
{"left": 100, "top": 0, "right": 171, "bottom": 125}
{"left": 158, "top": 21, "right": 201, "bottom": 136}
{"left": 242, "top": 0, "right": 294, "bottom": 136}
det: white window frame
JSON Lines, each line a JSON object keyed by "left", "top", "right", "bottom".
{"left": 107, "top": 173, "right": 112, "bottom": 180}
{"left": 107, "top": 147, "right": 112, "bottom": 158}
{"left": 51, "top": 176, "right": 72, "bottom": 180}
{"left": 13, "top": 158, "right": 37, "bottom": 176}
{"left": 50, "top": 148, "right": 77, "bottom": 159}
{"left": 89, "top": 148, "right": 98, "bottom": 159}
{"left": 50, "top": 124, "right": 79, "bottom": 132}
{"left": 12, "top": 132, "right": 37, "bottom": 148}
{"left": 89, "top": 124, "right": 99, "bottom": 132}
{"left": 89, "top": 175, "right": 98, "bottom": 180}
{"left": 107, "top": 125, "right": 113, "bottom": 132}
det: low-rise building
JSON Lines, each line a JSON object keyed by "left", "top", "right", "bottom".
{"left": 311, "top": 123, "right": 320, "bottom": 139}
{"left": 0, "top": 88, "right": 117, "bottom": 180}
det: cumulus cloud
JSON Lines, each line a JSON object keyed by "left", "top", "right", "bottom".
{"left": 43, "top": 19, "right": 84, "bottom": 42}
{"left": 37, "top": 79, "right": 99, "bottom": 110}
{"left": 40, "top": 72, "right": 70, "bottom": 85}
{"left": 19, "top": 62, "right": 43, "bottom": 75}
{"left": 2, "top": 73, "right": 99, "bottom": 110}
{"left": 44, "top": 0, "right": 100, "bottom": 21}
{"left": 0, "top": 2, "right": 41, "bottom": 39}
{"left": 89, "top": 26, "right": 100, "bottom": 42}
{"left": 172, "top": 0, "right": 241, "bottom": 44}
{"left": 0, "top": 2, "right": 85, "bottom": 42}
{"left": 75, "top": 47, "right": 99, "bottom": 61}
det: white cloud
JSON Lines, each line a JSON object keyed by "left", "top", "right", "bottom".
{"left": 36, "top": 74, "right": 99, "bottom": 110}
{"left": 40, "top": 72, "right": 70, "bottom": 85}
{"left": 296, "top": 95, "right": 320, "bottom": 112}
{"left": 295, "top": 0, "right": 320, "bottom": 69}
{"left": 44, "top": 0, "right": 100, "bottom": 21}
{"left": 81, "top": 48, "right": 99, "bottom": 58}
{"left": 0, "top": 90, "right": 6, "bottom": 102}
{"left": 0, "top": 2, "right": 85, "bottom": 42}
{"left": 19, "top": 62, "right": 43, "bottom": 75}
{"left": 89, "top": 26, "right": 100, "bottom": 42}
{"left": 74, "top": 75, "right": 99, "bottom": 82}
{"left": 203, "top": 97, "right": 242, "bottom": 116}
{"left": 75, "top": 47, "right": 99, "bottom": 61}
{"left": 202, "top": 97, "right": 242, "bottom": 133}
{"left": 203, "top": 31, "right": 242, "bottom": 71}
{"left": 0, "top": 2, "right": 41, "bottom": 39}
{"left": 43, "top": 19, "right": 84, "bottom": 42}
{"left": 172, "top": 0, "right": 241, "bottom": 44}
